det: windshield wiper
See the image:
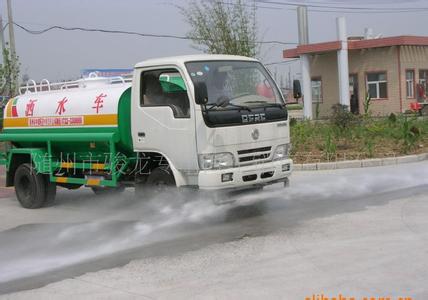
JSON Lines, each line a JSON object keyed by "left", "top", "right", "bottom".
{"left": 226, "top": 103, "right": 252, "bottom": 112}
{"left": 206, "top": 102, "right": 252, "bottom": 112}
{"left": 207, "top": 96, "right": 252, "bottom": 112}
{"left": 243, "top": 100, "right": 284, "bottom": 107}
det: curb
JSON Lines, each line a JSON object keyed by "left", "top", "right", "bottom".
{"left": 293, "top": 153, "right": 428, "bottom": 171}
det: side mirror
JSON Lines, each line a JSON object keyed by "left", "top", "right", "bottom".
{"left": 194, "top": 82, "right": 208, "bottom": 105}
{"left": 293, "top": 80, "right": 302, "bottom": 99}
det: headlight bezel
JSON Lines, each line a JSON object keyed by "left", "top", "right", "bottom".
{"left": 198, "top": 152, "right": 235, "bottom": 170}
{"left": 272, "top": 143, "right": 291, "bottom": 161}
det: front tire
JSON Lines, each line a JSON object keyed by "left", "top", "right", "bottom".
{"left": 135, "top": 167, "right": 175, "bottom": 199}
{"left": 14, "top": 163, "right": 52, "bottom": 209}
{"left": 146, "top": 167, "right": 175, "bottom": 187}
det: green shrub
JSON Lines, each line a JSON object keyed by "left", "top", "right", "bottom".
{"left": 323, "top": 131, "right": 337, "bottom": 161}
{"left": 290, "top": 120, "right": 314, "bottom": 152}
{"left": 399, "top": 117, "right": 421, "bottom": 153}
{"left": 388, "top": 113, "right": 397, "bottom": 123}
{"left": 364, "top": 137, "right": 375, "bottom": 158}
{"left": 330, "top": 104, "right": 357, "bottom": 138}
{"left": 287, "top": 104, "right": 303, "bottom": 111}
{"left": 330, "top": 104, "right": 355, "bottom": 130}
{"left": 315, "top": 101, "right": 320, "bottom": 120}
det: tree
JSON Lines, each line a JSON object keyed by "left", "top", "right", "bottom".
{"left": 180, "top": 0, "right": 259, "bottom": 57}
{"left": 0, "top": 46, "right": 20, "bottom": 98}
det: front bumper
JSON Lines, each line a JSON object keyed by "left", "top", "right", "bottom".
{"left": 198, "top": 159, "right": 293, "bottom": 190}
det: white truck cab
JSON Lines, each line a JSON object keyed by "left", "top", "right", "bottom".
{"left": 131, "top": 54, "right": 292, "bottom": 191}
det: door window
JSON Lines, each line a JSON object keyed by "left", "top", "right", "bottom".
{"left": 140, "top": 69, "right": 190, "bottom": 118}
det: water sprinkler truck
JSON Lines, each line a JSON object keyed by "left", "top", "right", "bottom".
{"left": 0, "top": 55, "right": 293, "bottom": 208}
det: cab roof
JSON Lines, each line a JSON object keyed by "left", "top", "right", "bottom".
{"left": 134, "top": 54, "right": 258, "bottom": 69}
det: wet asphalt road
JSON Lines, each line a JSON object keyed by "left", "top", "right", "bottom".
{"left": 0, "top": 161, "right": 427, "bottom": 296}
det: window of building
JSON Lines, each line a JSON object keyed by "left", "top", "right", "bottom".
{"left": 311, "top": 78, "right": 322, "bottom": 103}
{"left": 419, "top": 70, "right": 428, "bottom": 98}
{"left": 140, "top": 69, "right": 190, "bottom": 118}
{"left": 367, "top": 72, "right": 387, "bottom": 99}
{"left": 406, "top": 70, "right": 415, "bottom": 98}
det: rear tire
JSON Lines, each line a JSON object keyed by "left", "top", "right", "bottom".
{"left": 14, "top": 163, "right": 49, "bottom": 209}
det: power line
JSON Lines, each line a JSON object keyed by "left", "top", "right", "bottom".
{"left": 216, "top": 0, "right": 296, "bottom": 11}
{"left": 255, "top": 0, "right": 428, "bottom": 12}
{"left": 256, "top": 0, "right": 428, "bottom": 10}
{"left": 213, "top": 0, "right": 428, "bottom": 14}
{"left": 13, "top": 22, "right": 298, "bottom": 46}
{"left": 308, "top": 8, "right": 428, "bottom": 14}
{"left": 219, "top": 0, "right": 428, "bottom": 14}
{"left": 264, "top": 58, "right": 299, "bottom": 66}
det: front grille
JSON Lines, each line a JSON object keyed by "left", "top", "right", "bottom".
{"left": 239, "top": 153, "right": 270, "bottom": 163}
{"left": 237, "top": 146, "right": 272, "bottom": 165}
{"left": 237, "top": 146, "right": 271, "bottom": 155}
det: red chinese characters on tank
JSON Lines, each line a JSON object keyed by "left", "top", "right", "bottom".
{"left": 56, "top": 97, "right": 68, "bottom": 115}
{"left": 92, "top": 93, "right": 107, "bottom": 114}
{"left": 25, "top": 99, "right": 37, "bottom": 116}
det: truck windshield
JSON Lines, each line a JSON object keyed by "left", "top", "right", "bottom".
{"left": 186, "top": 60, "right": 284, "bottom": 108}
{"left": 185, "top": 60, "right": 287, "bottom": 127}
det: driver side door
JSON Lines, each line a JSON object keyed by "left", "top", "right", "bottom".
{"left": 131, "top": 67, "right": 198, "bottom": 172}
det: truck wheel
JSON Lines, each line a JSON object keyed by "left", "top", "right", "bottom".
{"left": 135, "top": 167, "right": 175, "bottom": 199}
{"left": 14, "top": 163, "right": 47, "bottom": 209}
{"left": 134, "top": 167, "right": 175, "bottom": 199}
{"left": 91, "top": 185, "right": 125, "bottom": 195}
{"left": 146, "top": 167, "right": 175, "bottom": 190}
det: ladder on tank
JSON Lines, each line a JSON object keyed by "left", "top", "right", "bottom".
{"left": 19, "top": 72, "right": 133, "bottom": 95}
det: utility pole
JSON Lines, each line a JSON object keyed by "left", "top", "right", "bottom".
{"left": 0, "top": 13, "right": 5, "bottom": 101}
{"left": 297, "top": 6, "right": 312, "bottom": 119}
{"left": 0, "top": 14, "right": 6, "bottom": 64}
{"left": 336, "top": 17, "right": 350, "bottom": 109}
{"left": 6, "top": 0, "right": 18, "bottom": 95}
{"left": 6, "top": 0, "right": 15, "bottom": 59}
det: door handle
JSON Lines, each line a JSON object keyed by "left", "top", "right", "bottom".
{"left": 138, "top": 132, "right": 145, "bottom": 137}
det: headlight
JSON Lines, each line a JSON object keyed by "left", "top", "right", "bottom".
{"left": 273, "top": 144, "right": 291, "bottom": 161}
{"left": 198, "top": 152, "right": 234, "bottom": 170}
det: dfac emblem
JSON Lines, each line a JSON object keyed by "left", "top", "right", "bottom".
{"left": 251, "top": 129, "right": 259, "bottom": 140}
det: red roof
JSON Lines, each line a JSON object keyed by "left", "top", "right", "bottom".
{"left": 283, "top": 35, "right": 428, "bottom": 58}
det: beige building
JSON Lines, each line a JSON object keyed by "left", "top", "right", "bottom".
{"left": 284, "top": 36, "right": 428, "bottom": 117}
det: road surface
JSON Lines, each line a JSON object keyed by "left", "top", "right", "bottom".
{"left": 0, "top": 161, "right": 427, "bottom": 299}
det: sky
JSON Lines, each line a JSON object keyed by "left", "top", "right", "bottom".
{"left": 2, "top": 0, "right": 428, "bottom": 83}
